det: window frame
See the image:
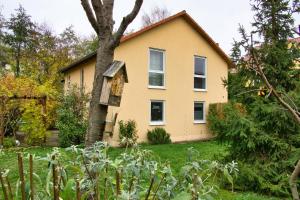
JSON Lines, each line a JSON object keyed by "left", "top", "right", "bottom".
{"left": 194, "top": 101, "right": 206, "bottom": 124}
{"left": 150, "top": 100, "right": 165, "bottom": 126}
{"left": 148, "top": 48, "right": 166, "bottom": 89}
{"left": 193, "top": 55, "right": 207, "bottom": 91}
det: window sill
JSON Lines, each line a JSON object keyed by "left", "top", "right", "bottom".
{"left": 150, "top": 121, "right": 165, "bottom": 126}
{"left": 148, "top": 86, "right": 166, "bottom": 90}
{"left": 194, "top": 121, "right": 206, "bottom": 124}
{"left": 194, "top": 89, "right": 207, "bottom": 92}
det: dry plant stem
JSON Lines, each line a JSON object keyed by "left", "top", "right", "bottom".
{"left": 104, "top": 163, "right": 108, "bottom": 200}
{"left": 5, "top": 176, "right": 13, "bottom": 200}
{"left": 145, "top": 176, "right": 155, "bottom": 200}
{"left": 0, "top": 171, "right": 8, "bottom": 200}
{"left": 152, "top": 173, "right": 166, "bottom": 199}
{"left": 128, "top": 174, "right": 135, "bottom": 193}
{"left": 18, "top": 153, "right": 26, "bottom": 200}
{"left": 76, "top": 179, "right": 81, "bottom": 200}
{"left": 52, "top": 155, "right": 59, "bottom": 200}
{"left": 81, "top": 153, "right": 98, "bottom": 200}
{"left": 116, "top": 170, "right": 121, "bottom": 198}
{"left": 192, "top": 173, "right": 198, "bottom": 200}
{"left": 29, "top": 154, "right": 34, "bottom": 200}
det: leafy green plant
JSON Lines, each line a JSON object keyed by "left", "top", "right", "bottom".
{"left": 118, "top": 120, "right": 138, "bottom": 147}
{"left": 147, "top": 127, "right": 171, "bottom": 144}
{"left": 20, "top": 102, "right": 48, "bottom": 145}
{"left": 56, "top": 86, "right": 89, "bottom": 147}
{"left": 2, "top": 137, "right": 15, "bottom": 148}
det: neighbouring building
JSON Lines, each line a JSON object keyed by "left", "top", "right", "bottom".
{"left": 60, "top": 11, "right": 232, "bottom": 146}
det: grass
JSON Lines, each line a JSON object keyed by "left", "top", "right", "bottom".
{"left": 0, "top": 141, "right": 279, "bottom": 200}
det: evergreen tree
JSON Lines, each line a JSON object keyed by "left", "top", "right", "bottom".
{"left": 213, "top": 0, "right": 300, "bottom": 196}
{"left": 2, "top": 5, "right": 36, "bottom": 77}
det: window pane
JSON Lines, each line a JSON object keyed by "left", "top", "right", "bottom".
{"left": 194, "top": 102, "right": 204, "bottom": 121}
{"left": 149, "top": 72, "right": 164, "bottom": 86}
{"left": 194, "top": 77, "right": 206, "bottom": 89}
{"left": 150, "top": 50, "right": 164, "bottom": 71}
{"left": 194, "top": 57, "right": 205, "bottom": 76}
{"left": 151, "top": 102, "right": 163, "bottom": 122}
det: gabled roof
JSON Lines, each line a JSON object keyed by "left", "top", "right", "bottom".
{"left": 103, "top": 60, "right": 128, "bottom": 82}
{"left": 289, "top": 37, "right": 300, "bottom": 43}
{"left": 60, "top": 10, "right": 232, "bottom": 73}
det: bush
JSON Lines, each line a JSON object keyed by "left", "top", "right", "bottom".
{"left": 3, "top": 137, "right": 16, "bottom": 148}
{"left": 20, "top": 102, "right": 48, "bottom": 145}
{"left": 207, "top": 101, "right": 300, "bottom": 196}
{"left": 119, "top": 120, "right": 138, "bottom": 147}
{"left": 56, "top": 86, "right": 89, "bottom": 147}
{"left": 147, "top": 127, "right": 171, "bottom": 144}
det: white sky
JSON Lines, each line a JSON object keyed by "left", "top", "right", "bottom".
{"left": 1, "top": 0, "right": 300, "bottom": 54}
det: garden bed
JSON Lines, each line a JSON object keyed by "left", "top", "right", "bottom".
{"left": 0, "top": 141, "right": 279, "bottom": 200}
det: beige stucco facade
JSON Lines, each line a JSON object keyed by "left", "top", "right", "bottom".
{"left": 63, "top": 15, "right": 229, "bottom": 146}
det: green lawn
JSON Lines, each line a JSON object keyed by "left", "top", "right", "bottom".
{"left": 0, "top": 141, "right": 279, "bottom": 200}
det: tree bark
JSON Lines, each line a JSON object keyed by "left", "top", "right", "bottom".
{"left": 290, "top": 160, "right": 300, "bottom": 200}
{"left": 0, "top": 125, "right": 3, "bottom": 146}
{"left": 85, "top": 43, "right": 114, "bottom": 146}
{"left": 81, "top": 0, "right": 143, "bottom": 146}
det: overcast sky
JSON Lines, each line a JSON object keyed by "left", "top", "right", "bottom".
{"left": 1, "top": 0, "right": 300, "bottom": 54}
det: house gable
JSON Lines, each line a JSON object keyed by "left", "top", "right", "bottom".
{"left": 60, "top": 11, "right": 231, "bottom": 73}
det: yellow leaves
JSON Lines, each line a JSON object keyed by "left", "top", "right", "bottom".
{"left": 0, "top": 75, "right": 39, "bottom": 97}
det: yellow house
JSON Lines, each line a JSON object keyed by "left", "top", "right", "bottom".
{"left": 60, "top": 11, "right": 231, "bottom": 146}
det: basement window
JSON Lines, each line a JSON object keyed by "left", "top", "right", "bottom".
{"left": 150, "top": 100, "right": 165, "bottom": 125}
{"left": 194, "top": 101, "right": 205, "bottom": 123}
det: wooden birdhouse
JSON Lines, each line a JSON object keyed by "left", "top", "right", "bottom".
{"left": 100, "top": 61, "right": 128, "bottom": 107}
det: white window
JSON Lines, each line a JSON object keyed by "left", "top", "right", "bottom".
{"left": 149, "top": 49, "right": 165, "bottom": 88}
{"left": 150, "top": 100, "right": 165, "bottom": 125}
{"left": 194, "top": 56, "right": 206, "bottom": 90}
{"left": 194, "top": 102, "right": 205, "bottom": 123}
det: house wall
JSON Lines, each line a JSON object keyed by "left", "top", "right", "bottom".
{"left": 64, "top": 17, "right": 228, "bottom": 146}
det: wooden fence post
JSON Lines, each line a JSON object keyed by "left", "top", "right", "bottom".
{"left": 18, "top": 153, "right": 26, "bottom": 200}
{"left": 0, "top": 170, "right": 8, "bottom": 200}
{"left": 52, "top": 155, "right": 59, "bottom": 200}
{"left": 29, "top": 154, "right": 34, "bottom": 200}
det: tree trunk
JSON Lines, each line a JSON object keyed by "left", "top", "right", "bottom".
{"left": 290, "top": 160, "right": 300, "bottom": 200}
{"left": 0, "top": 126, "right": 3, "bottom": 146}
{"left": 85, "top": 42, "right": 114, "bottom": 146}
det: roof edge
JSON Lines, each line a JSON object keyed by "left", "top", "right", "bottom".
{"left": 60, "top": 10, "right": 232, "bottom": 73}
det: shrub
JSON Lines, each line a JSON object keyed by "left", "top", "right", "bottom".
{"left": 20, "top": 102, "right": 48, "bottom": 145}
{"left": 207, "top": 101, "right": 300, "bottom": 196}
{"left": 147, "top": 127, "right": 171, "bottom": 144}
{"left": 56, "top": 86, "right": 89, "bottom": 147}
{"left": 119, "top": 120, "right": 138, "bottom": 147}
{"left": 3, "top": 137, "right": 16, "bottom": 148}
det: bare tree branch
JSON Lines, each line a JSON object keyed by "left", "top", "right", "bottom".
{"left": 250, "top": 48, "right": 300, "bottom": 123}
{"left": 91, "top": 0, "right": 104, "bottom": 28}
{"left": 111, "top": 0, "right": 143, "bottom": 48}
{"left": 103, "top": 0, "right": 114, "bottom": 31}
{"left": 81, "top": 0, "right": 99, "bottom": 34}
